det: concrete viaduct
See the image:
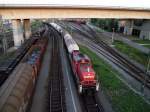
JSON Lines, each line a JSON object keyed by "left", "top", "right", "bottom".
{"left": 0, "top": 4, "right": 150, "bottom": 48}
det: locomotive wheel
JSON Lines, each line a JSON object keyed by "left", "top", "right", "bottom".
{"left": 96, "top": 82, "right": 100, "bottom": 91}
{"left": 78, "top": 85, "right": 82, "bottom": 94}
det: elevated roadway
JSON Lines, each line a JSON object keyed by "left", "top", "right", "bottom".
{"left": 0, "top": 0, "right": 150, "bottom": 48}
{"left": 0, "top": 6, "right": 150, "bottom": 19}
{"left": 0, "top": 0, "right": 150, "bottom": 19}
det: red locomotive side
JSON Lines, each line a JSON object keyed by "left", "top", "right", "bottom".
{"left": 71, "top": 50, "right": 99, "bottom": 93}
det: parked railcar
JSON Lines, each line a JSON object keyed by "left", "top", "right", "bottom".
{"left": 50, "top": 22, "right": 63, "bottom": 33}
{"left": 64, "top": 33, "right": 79, "bottom": 53}
{"left": 0, "top": 63, "right": 36, "bottom": 112}
{"left": 23, "top": 37, "right": 48, "bottom": 74}
{"left": 0, "top": 37, "right": 48, "bottom": 112}
{"left": 0, "top": 36, "right": 39, "bottom": 87}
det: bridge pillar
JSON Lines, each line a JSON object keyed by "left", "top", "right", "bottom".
{"left": 23, "top": 19, "right": 31, "bottom": 39}
{"left": 123, "top": 20, "right": 134, "bottom": 35}
{"left": 12, "top": 19, "right": 24, "bottom": 48}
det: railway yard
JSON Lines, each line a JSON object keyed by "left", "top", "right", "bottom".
{"left": 0, "top": 20, "right": 150, "bottom": 112}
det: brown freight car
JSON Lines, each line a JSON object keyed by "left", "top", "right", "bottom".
{"left": 0, "top": 63, "right": 36, "bottom": 112}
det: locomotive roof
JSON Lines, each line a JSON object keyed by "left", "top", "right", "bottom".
{"left": 73, "top": 53, "right": 90, "bottom": 62}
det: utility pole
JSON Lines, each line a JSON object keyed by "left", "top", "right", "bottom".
{"left": 70, "top": 26, "right": 73, "bottom": 36}
{"left": 146, "top": 54, "right": 150, "bottom": 74}
{"left": 0, "top": 17, "right": 7, "bottom": 54}
{"left": 146, "top": 52, "right": 150, "bottom": 81}
{"left": 112, "top": 28, "right": 115, "bottom": 44}
{"left": 149, "top": 32, "right": 150, "bottom": 40}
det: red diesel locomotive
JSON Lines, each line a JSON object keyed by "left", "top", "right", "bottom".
{"left": 71, "top": 50, "right": 99, "bottom": 93}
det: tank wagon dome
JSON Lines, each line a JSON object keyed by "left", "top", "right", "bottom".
{"left": 50, "top": 22, "right": 63, "bottom": 33}
{"left": 73, "top": 53, "right": 90, "bottom": 62}
{"left": 64, "top": 33, "right": 79, "bottom": 53}
{"left": 64, "top": 33, "right": 72, "bottom": 39}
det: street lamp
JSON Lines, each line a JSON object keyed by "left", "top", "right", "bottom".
{"left": 146, "top": 51, "right": 150, "bottom": 80}
{"left": 1, "top": 19, "right": 7, "bottom": 54}
{"left": 70, "top": 27, "right": 73, "bottom": 36}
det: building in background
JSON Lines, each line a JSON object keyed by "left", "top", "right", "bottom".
{"left": 0, "top": 20, "right": 13, "bottom": 53}
{"left": 139, "top": 21, "right": 150, "bottom": 40}
{"left": 118, "top": 19, "right": 150, "bottom": 40}
{"left": 118, "top": 19, "right": 134, "bottom": 35}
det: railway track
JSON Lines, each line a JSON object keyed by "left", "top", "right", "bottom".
{"left": 48, "top": 26, "right": 66, "bottom": 112}
{"left": 68, "top": 22, "right": 150, "bottom": 89}
{"left": 81, "top": 91, "right": 104, "bottom": 112}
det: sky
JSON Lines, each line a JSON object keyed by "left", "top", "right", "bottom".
{"left": 0, "top": 0, "right": 150, "bottom": 9}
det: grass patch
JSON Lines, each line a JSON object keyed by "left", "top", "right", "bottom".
{"left": 0, "top": 51, "right": 16, "bottom": 63}
{"left": 79, "top": 45, "right": 150, "bottom": 112}
{"left": 143, "top": 45, "right": 150, "bottom": 48}
{"left": 113, "top": 40, "right": 149, "bottom": 67}
{"left": 127, "top": 35, "right": 139, "bottom": 39}
{"left": 132, "top": 40, "right": 150, "bottom": 49}
{"left": 133, "top": 40, "right": 150, "bottom": 44}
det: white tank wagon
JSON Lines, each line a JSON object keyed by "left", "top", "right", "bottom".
{"left": 50, "top": 22, "right": 63, "bottom": 33}
{"left": 64, "top": 33, "right": 79, "bottom": 53}
{"left": 50, "top": 23, "right": 79, "bottom": 53}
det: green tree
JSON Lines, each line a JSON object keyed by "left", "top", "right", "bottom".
{"left": 91, "top": 19, "right": 119, "bottom": 32}
{"left": 31, "top": 20, "right": 43, "bottom": 32}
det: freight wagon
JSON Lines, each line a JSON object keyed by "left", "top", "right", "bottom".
{"left": 0, "top": 63, "right": 36, "bottom": 112}
{"left": 0, "top": 35, "right": 39, "bottom": 86}
{"left": 0, "top": 37, "right": 48, "bottom": 112}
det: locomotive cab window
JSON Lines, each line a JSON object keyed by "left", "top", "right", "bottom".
{"left": 80, "top": 63, "right": 93, "bottom": 72}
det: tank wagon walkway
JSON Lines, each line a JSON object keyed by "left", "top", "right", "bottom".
{"left": 29, "top": 38, "right": 52, "bottom": 112}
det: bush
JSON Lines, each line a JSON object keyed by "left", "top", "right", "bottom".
{"left": 91, "top": 19, "right": 118, "bottom": 32}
